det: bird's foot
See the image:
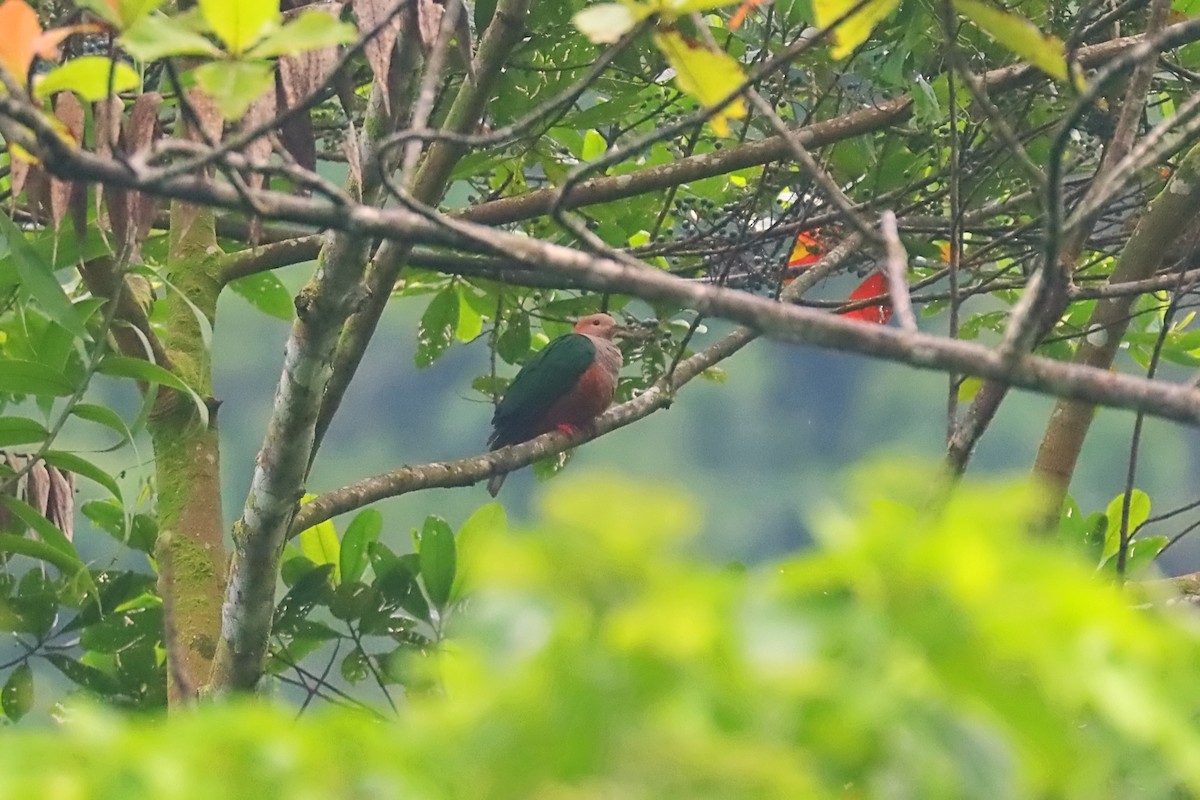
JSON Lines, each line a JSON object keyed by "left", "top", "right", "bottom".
{"left": 555, "top": 422, "right": 597, "bottom": 439}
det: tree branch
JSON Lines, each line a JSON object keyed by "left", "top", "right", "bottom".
{"left": 309, "top": 0, "right": 533, "bottom": 464}
{"left": 452, "top": 25, "right": 1200, "bottom": 227}
{"left": 1033, "top": 139, "right": 1200, "bottom": 515}
{"left": 291, "top": 327, "right": 754, "bottom": 532}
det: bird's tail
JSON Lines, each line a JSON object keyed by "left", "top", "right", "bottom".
{"left": 487, "top": 472, "right": 506, "bottom": 497}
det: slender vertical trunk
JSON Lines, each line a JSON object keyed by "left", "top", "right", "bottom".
{"left": 152, "top": 181, "right": 227, "bottom": 704}
{"left": 1032, "top": 142, "right": 1200, "bottom": 518}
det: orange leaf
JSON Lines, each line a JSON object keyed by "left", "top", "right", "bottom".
{"left": 729, "top": 0, "right": 771, "bottom": 29}
{"left": 839, "top": 270, "right": 893, "bottom": 324}
{"left": 35, "top": 24, "right": 98, "bottom": 60}
{"left": 787, "top": 229, "right": 826, "bottom": 268}
{"left": 0, "top": 0, "right": 100, "bottom": 82}
{"left": 0, "top": 0, "right": 42, "bottom": 81}
{"left": 936, "top": 240, "right": 952, "bottom": 264}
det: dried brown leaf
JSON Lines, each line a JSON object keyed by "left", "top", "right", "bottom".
{"left": 69, "top": 179, "right": 87, "bottom": 243}
{"left": 46, "top": 468, "right": 73, "bottom": 542}
{"left": 0, "top": 451, "right": 18, "bottom": 532}
{"left": 25, "top": 460, "right": 49, "bottom": 521}
{"left": 277, "top": 47, "right": 338, "bottom": 170}
{"left": 242, "top": 90, "right": 277, "bottom": 241}
{"left": 277, "top": 47, "right": 340, "bottom": 107}
{"left": 93, "top": 95, "right": 124, "bottom": 158}
{"left": 7, "top": 145, "right": 31, "bottom": 205}
{"left": 93, "top": 96, "right": 124, "bottom": 234}
{"left": 184, "top": 89, "right": 224, "bottom": 145}
{"left": 1, "top": 452, "right": 25, "bottom": 508}
{"left": 124, "top": 93, "right": 163, "bottom": 245}
{"left": 23, "top": 164, "right": 52, "bottom": 222}
{"left": 416, "top": 0, "right": 443, "bottom": 50}
{"left": 352, "top": 0, "right": 404, "bottom": 112}
{"left": 124, "top": 93, "right": 162, "bottom": 155}
{"left": 49, "top": 93, "right": 85, "bottom": 233}
{"left": 242, "top": 90, "right": 276, "bottom": 191}
{"left": 103, "top": 180, "right": 130, "bottom": 247}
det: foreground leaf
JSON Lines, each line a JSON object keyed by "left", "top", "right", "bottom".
{"left": 1, "top": 663, "right": 33, "bottom": 721}
{"left": 194, "top": 60, "right": 275, "bottom": 120}
{"left": 0, "top": 212, "right": 90, "bottom": 340}
{"left": 955, "top": 0, "right": 1068, "bottom": 81}
{"left": 653, "top": 31, "right": 747, "bottom": 137}
{"left": 813, "top": 0, "right": 900, "bottom": 59}
{"left": 35, "top": 57, "right": 140, "bottom": 102}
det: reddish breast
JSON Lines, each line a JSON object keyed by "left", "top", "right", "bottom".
{"left": 537, "top": 359, "right": 617, "bottom": 434}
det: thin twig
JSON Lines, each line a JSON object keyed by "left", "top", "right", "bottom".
{"left": 880, "top": 211, "right": 916, "bottom": 332}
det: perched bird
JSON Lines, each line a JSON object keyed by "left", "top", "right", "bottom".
{"left": 487, "top": 313, "right": 623, "bottom": 496}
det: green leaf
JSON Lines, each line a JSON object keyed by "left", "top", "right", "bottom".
{"left": 374, "top": 555, "right": 431, "bottom": 624}
{"left": 298, "top": 498, "right": 340, "bottom": 584}
{"left": 198, "top": 0, "right": 279, "bottom": 55}
{"left": 81, "top": 500, "right": 126, "bottom": 544}
{"left": 367, "top": 541, "right": 400, "bottom": 579}
{"left": 533, "top": 449, "right": 572, "bottom": 482}
{"left": 652, "top": 31, "right": 747, "bottom": 137}
{"left": 954, "top": 0, "right": 1068, "bottom": 81}
{"left": 127, "top": 514, "right": 158, "bottom": 554}
{"left": 116, "top": 0, "right": 164, "bottom": 27}
{"left": 417, "top": 516, "right": 456, "bottom": 610}
{"left": 281, "top": 551, "right": 317, "bottom": 587}
{"left": 581, "top": 129, "right": 607, "bottom": 161}
{"left": 34, "top": 57, "right": 140, "bottom": 102}
{"left": 496, "top": 312, "right": 531, "bottom": 364}
{"left": 121, "top": 13, "right": 222, "bottom": 61}
{"left": 228, "top": 272, "right": 295, "bottom": 321}
{"left": 451, "top": 503, "right": 505, "bottom": 602}
{"left": 573, "top": 3, "right": 645, "bottom": 44}
{"left": 76, "top": 0, "right": 162, "bottom": 27}
{"left": 329, "top": 581, "right": 373, "bottom": 621}
{"left": 1102, "top": 489, "right": 1151, "bottom": 563}
{"left": 0, "top": 531, "right": 88, "bottom": 587}
{"left": 814, "top": 0, "right": 900, "bottom": 59}
{"left": 273, "top": 564, "right": 335, "bottom": 631}
{"left": 73, "top": 0, "right": 123, "bottom": 25}
{"left": 0, "top": 213, "right": 89, "bottom": 340}
{"left": 2, "top": 663, "right": 33, "bottom": 721}
{"left": 0, "top": 417, "right": 49, "bottom": 447}
{"left": 454, "top": 284, "right": 484, "bottom": 343}
{"left": 912, "top": 74, "right": 940, "bottom": 124}
{"left": 1122, "top": 535, "right": 1169, "bottom": 576}
{"left": 245, "top": 9, "right": 358, "bottom": 59}
{"left": 42, "top": 450, "right": 122, "bottom": 502}
{"left": 96, "top": 355, "right": 209, "bottom": 427}
{"left": 0, "top": 495, "right": 83, "bottom": 563}
{"left": 142, "top": 267, "right": 215, "bottom": 355}
{"left": 70, "top": 403, "right": 134, "bottom": 447}
{"left": 340, "top": 509, "right": 383, "bottom": 586}
{"left": 193, "top": 60, "right": 275, "bottom": 121}
{"left": 340, "top": 649, "right": 369, "bottom": 684}
{"left": 45, "top": 654, "right": 122, "bottom": 696}
{"left": 415, "top": 288, "right": 460, "bottom": 367}
{"left": 267, "top": 620, "right": 338, "bottom": 673}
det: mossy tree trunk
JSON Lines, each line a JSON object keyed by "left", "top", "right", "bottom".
{"left": 149, "top": 170, "right": 228, "bottom": 704}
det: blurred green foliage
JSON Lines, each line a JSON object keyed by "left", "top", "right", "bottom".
{"left": 3, "top": 466, "right": 1200, "bottom": 798}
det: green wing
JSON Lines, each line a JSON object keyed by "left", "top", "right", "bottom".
{"left": 489, "top": 333, "right": 596, "bottom": 448}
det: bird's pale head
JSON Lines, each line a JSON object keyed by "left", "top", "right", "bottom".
{"left": 573, "top": 313, "right": 619, "bottom": 339}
